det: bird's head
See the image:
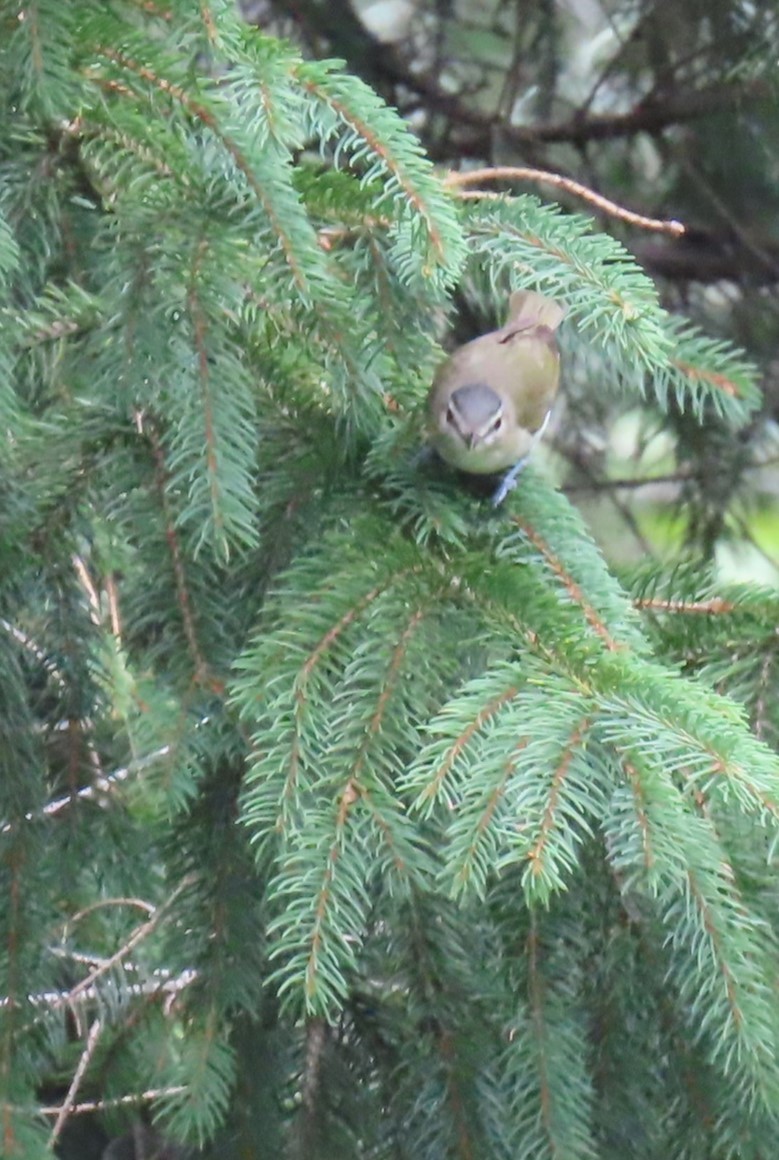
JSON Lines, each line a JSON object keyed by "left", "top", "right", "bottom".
{"left": 441, "top": 383, "right": 508, "bottom": 450}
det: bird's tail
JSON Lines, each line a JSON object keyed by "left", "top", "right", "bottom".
{"left": 507, "top": 289, "right": 565, "bottom": 332}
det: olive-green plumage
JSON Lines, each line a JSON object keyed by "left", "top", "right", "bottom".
{"left": 427, "top": 291, "right": 565, "bottom": 491}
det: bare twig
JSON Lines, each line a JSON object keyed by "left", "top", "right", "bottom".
{"left": 63, "top": 896, "right": 156, "bottom": 941}
{"left": 0, "top": 618, "right": 67, "bottom": 689}
{"left": 105, "top": 572, "right": 123, "bottom": 640}
{"left": 57, "top": 876, "right": 194, "bottom": 1010}
{"left": 634, "top": 597, "right": 736, "bottom": 614}
{"left": 0, "top": 968, "right": 197, "bottom": 1012}
{"left": 49, "top": 1018, "right": 104, "bottom": 1147}
{"left": 35, "top": 1085, "right": 187, "bottom": 1117}
{"left": 72, "top": 554, "right": 102, "bottom": 625}
{"left": 445, "top": 166, "right": 686, "bottom": 236}
{"left": 0, "top": 745, "right": 172, "bottom": 835}
{"left": 563, "top": 471, "right": 695, "bottom": 493}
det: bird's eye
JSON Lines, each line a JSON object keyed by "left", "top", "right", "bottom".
{"left": 446, "top": 406, "right": 455, "bottom": 425}
{"left": 489, "top": 415, "right": 503, "bottom": 433}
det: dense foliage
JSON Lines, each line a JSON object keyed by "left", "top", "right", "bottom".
{"left": 2, "top": 2, "right": 779, "bottom": 1157}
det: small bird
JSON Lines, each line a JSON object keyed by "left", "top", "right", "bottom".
{"left": 427, "top": 290, "right": 564, "bottom": 505}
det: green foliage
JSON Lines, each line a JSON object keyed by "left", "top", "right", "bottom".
{"left": 1, "top": 2, "right": 779, "bottom": 1158}
{"left": 465, "top": 197, "right": 762, "bottom": 423}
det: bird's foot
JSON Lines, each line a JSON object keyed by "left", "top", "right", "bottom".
{"left": 490, "top": 459, "right": 528, "bottom": 507}
{"left": 411, "top": 443, "right": 436, "bottom": 470}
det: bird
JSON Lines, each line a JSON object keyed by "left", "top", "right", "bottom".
{"left": 426, "top": 290, "right": 565, "bottom": 505}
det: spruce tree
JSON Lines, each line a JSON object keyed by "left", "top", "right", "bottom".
{"left": 1, "top": 2, "right": 779, "bottom": 1157}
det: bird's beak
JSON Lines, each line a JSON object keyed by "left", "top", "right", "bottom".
{"left": 465, "top": 433, "right": 478, "bottom": 450}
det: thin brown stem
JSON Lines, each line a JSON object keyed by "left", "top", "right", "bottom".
{"left": 49, "top": 1019, "right": 104, "bottom": 1147}
{"left": 445, "top": 166, "right": 685, "bottom": 236}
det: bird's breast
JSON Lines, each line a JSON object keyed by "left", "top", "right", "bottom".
{"left": 432, "top": 421, "right": 539, "bottom": 474}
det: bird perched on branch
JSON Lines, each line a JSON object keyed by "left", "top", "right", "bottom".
{"left": 427, "top": 290, "right": 565, "bottom": 505}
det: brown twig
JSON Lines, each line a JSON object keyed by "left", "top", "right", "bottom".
{"left": 63, "top": 897, "right": 156, "bottom": 944}
{"left": 445, "top": 166, "right": 686, "bottom": 236}
{"left": 36, "top": 1085, "right": 187, "bottom": 1117}
{"left": 56, "top": 876, "right": 193, "bottom": 1010}
{"left": 634, "top": 596, "right": 736, "bottom": 615}
{"left": 49, "top": 1018, "right": 104, "bottom": 1147}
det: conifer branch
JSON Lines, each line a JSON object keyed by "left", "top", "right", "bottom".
{"left": 64, "top": 896, "right": 155, "bottom": 935}
{"left": 685, "top": 872, "right": 744, "bottom": 1031}
{"left": 467, "top": 206, "right": 663, "bottom": 339}
{"left": 465, "top": 199, "right": 761, "bottom": 421}
{"left": 304, "top": 781, "right": 359, "bottom": 1004}
{"left": 283, "top": 579, "right": 387, "bottom": 820}
{"left": 694, "top": 749, "right": 779, "bottom": 822}
{"left": 754, "top": 651, "right": 774, "bottom": 742}
{"left": 301, "top": 1015, "right": 326, "bottom": 1114}
{"left": 672, "top": 358, "right": 744, "bottom": 401}
{"left": 0, "top": 618, "right": 67, "bottom": 689}
{"left": 3, "top": 968, "right": 196, "bottom": 1014}
{"left": 148, "top": 427, "right": 210, "bottom": 686}
{"left": 452, "top": 740, "right": 528, "bottom": 894}
{"left": 151, "top": 1006, "right": 236, "bottom": 1141}
{"left": 283, "top": 567, "right": 421, "bottom": 828}
{"left": 526, "top": 720, "right": 591, "bottom": 879}
{"left": 1, "top": 747, "right": 171, "bottom": 835}
{"left": 295, "top": 65, "right": 461, "bottom": 272}
{"left": 60, "top": 877, "right": 193, "bottom": 1010}
{"left": 526, "top": 916, "right": 554, "bottom": 1147}
{"left": 187, "top": 249, "right": 226, "bottom": 549}
{"left": 662, "top": 321, "right": 760, "bottom": 415}
{"left": 4, "top": 3, "right": 779, "bottom": 1148}
{"left": 623, "top": 759, "right": 655, "bottom": 872}
{"left": 356, "top": 783, "right": 411, "bottom": 877}
{"left": 88, "top": 49, "right": 317, "bottom": 293}
{"left": 601, "top": 675, "right": 779, "bottom": 826}
{"left": 418, "top": 684, "right": 522, "bottom": 806}
{"left": 0, "top": 848, "right": 23, "bottom": 1146}
{"left": 73, "top": 113, "right": 175, "bottom": 181}
{"left": 302, "top": 82, "right": 435, "bottom": 235}
{"left": 351, "top": 604, "right": 428, "bottom": 780}
{"left": 344, "top": 599, "right": 441, "bottom": 878}
{"left": 511, "top": 517, "right": 622, "bottom": 651}
{"left": 298, "top": 582, "right": 388, "bottom": 685}
{"left": 437, "top": 1027, "right": 476, "bottom": 1159}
